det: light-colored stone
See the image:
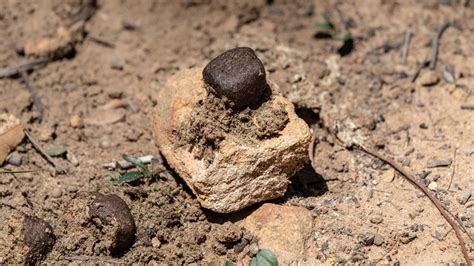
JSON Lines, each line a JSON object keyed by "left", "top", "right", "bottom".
{"left": 239, "top": 203, "right": 313, "bottom": 265}
{"left": 150, "top": 68, "right": 310, "bottom": 213}
{"left": 417, "top": 71, "right": 439, "bottom": 87}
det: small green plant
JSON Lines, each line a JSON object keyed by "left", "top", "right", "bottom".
{"left": 250, "top": 249, "right": 278, "bottom": 266}
{"left": 110, "top": 154, "right": 159, "bottom": 185}
{"left": 224, "top": 261, "right": 234, "bottom": 266}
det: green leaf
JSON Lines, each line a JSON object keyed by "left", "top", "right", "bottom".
{"left": 250, "top": 249, "right": 278, "bottom": 266}
{"left": 224, "top": 261, "right": 234, "bottom": 266}
{"left": 47, "top": 144, "right": 67, "bottom": 157}
{"left": 312, "top": 21, "right": 334, "bottom": 31}
{"left": 111, "top": 171, "right": 143, "bottom": 185}
{"left": 333, "top": 32, "right": 353, "bottom": 41}
{"left": 122, "top": 154, "right": 150, "bottom": 176}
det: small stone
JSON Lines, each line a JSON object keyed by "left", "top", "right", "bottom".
{"left": 373, "top": 234, "right": 384, "bottom": 246}
{"left": 50, "top": 187, "right": 62, "bottom": 198}
{"left": 370, "top": 216, "right": 383, "bottom": 224}
{"left": 400, "top": 232, "right": 417, "bottom": 244}
{"left": 111, "top": 55, "right": 124, "bottom": 70}
{"left": 463, "top": 146, "right": 474, "bottom": 156}
{"left": 432, "top": 174, "right": 442, "bottom": 181}
{"left": 428, "top": 181, "right": 438, "bottom": 191}
{"left": 416, "top": 170, "right": 431, "bottom": 179}
{"left": 151, "top": 237, "right": 161, "bottom": 248}
{"left": 323, "top": 199, "right": 335, "bottom": 208}
{"left": 360, "top": 233, "right": 375, "bottom": 246}
{"left": 70, "top": 115, "right": 82, "bottom": 128}
{"left": 6, "top": 152, "right": 22, "bottom": 166}
{"left": 202, "top": 47, "right": 267, "bottom": 109}
{"left": 419, "top": 122, "right": 429, "bottom": 129}
{"left": 426, "top": 159, "right": 452, "bottom": 168}
{"left": 419, "top": 178, "right": 430, "bottom": 187}
{"left": 417, "top": 71, "right": 439, "bottom": 86}
{"left": 457, "top": 191, "right": 471, "bottom": 205}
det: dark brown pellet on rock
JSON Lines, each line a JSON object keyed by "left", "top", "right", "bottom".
{"left": 203, "top": 47, "right": 267, "bottom": 110}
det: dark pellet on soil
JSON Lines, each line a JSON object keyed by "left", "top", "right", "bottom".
{"left": 419, "top": 122, "right": 428, "bottom": 129}
{"left": 22, "top": 215, "right": 56, "bottom": 265}
{"left": 203, "top": 47, "right": 267, "bottom": 110}
{"left": 90, "top": 192, "right": 137, "bottom": 255}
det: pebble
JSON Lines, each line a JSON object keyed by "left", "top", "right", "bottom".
{"left": 457, "top": 191, "right": 471, "bottom": 205}
{"left": 419, "top": 122, "right": 429, "bottom": 129}
{"left": 360, "top": 233, "right": 375, "bottom": 246}
{"left": 428, "top": 181, "right": 438, "bottom": 191}
{"left": 373, "top": 233, "right": 384, "bottom": 246}
{"left": 111, "top": 55, "right": 124, "bottom": 70}
{"left": 6, "top": 152, "right": 22, "bottom": 166}
{"left": 463, "top": 146, "right": 474, "bottom": 156}
{"left": 370, "top": 216, "right": 384, "bottom": 224}
{"left": 151, "top": 237, "right": 161, "bottom": 248}
{"left": 323, "top": 199, "right": 335, "bottom": 209}
{"left": 432, "top": 174, "right": 442, "bottom": 181}
{"left": 50, "top": 187, "right": 62, "bottom": 198}
{"left": 426, "top": 159, "right": 452, "bottom": 168}
{"left": 416, "top": 170, "right": 431, "bottom": 179}
{"left": 417, "top": 71, "right": 439, "bottom": 86}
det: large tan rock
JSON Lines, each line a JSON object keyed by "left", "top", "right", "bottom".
{"left": 150, "top": 68, "right": 310, "bottom": 213}
{"left": 239, "top": 203, "right": 313, "bottom": 265}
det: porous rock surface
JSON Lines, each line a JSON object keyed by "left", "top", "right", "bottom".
{"left": 150, "top": 68, "right": 310, "bottom": 213}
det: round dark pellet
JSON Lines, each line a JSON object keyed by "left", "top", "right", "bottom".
{"left": 203, "top": 47, "right": 267, "bottom": 110}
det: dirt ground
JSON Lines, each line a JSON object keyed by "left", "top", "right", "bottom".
{"left": 1, "top": 0, "right": 473, "bottom": 264}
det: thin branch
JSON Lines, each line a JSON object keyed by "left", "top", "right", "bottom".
{"left": 23, "top": 129, "right": 67, "bottom": 174}
{"left": 0, "top": 57, "right": 51, "bottom": 79}
{"left": 401, "top": 30, "right": 412, "bottom": 64}
{"left": 429, "top": 22, "right": 450, "bottom": 70}
{"left": 447, "top": 147, "right": 457, "bottom": 191}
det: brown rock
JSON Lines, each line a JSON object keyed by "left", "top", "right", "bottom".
{"left": 150, "top": 68, "right": 310, "bottom": 213}
{"left": 239, "top": 203, "right": 313, "bottom": 265}
{"left": 417, "top": 71, "right": 439, "bottom": 87}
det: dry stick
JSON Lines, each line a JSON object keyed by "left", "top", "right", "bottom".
{"left": 354, "top": 145, "right": 471, "bottom": 266}
{"left": 411, "top": 59, "right": 430, "bottom": 83}
{"left": 401, "top": 30, "right": 412, "bottom": 65}
{"left": 447, "top": 147, "right": 458, "bottom": 191}
{"left": 429, "top": 21, "right": 450, "bottom": 70}
{"left": 0, "top": 57, "right": 51, "bottom": 79}
{"left": 23, "top": 129, "right": 67, "bottom": 174}
{"left": 20, "top": 72, "right": 44, "bottom": 122}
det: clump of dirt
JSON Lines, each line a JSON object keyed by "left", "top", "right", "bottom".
{"left": 174, "top": 88, "right": 289, "bottom": 162}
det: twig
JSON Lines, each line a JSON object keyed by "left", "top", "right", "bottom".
{"left": 411, "top": 59, "right": 430, "bottom": 83}
{"left": 63, "top": 255, "right": 125, "bottom": 264}
{"left": 447, "top": 148, "right": 457, "bottom": 191}
{"left": 460, "top": 103, "right": 474, "bottom": 110}
{"left": 401, "top": 30, "right": 412, "bottom": 64}
{"left": 0, "top": 168, "right": 43, "bottom": 174}
{"left": 0, "top": 57, "right": 51, "bottom": 79}
{"left": 102, "top": 155, "right": 154, "bottom": 170}
{"left": 23, "top": 129, "right": 67, "bottom": 174}
{"left": 89, "top": 35, "right": 115, "bottom": 48}
{"left": 308, "top": 129, "right": 317, "bottom": 165}
{"left": 429, "top": 22, "right": 450, "bottom": 70}
{"left": 354, "top": 145, "right": 471, "bottom": 266}
{"left": 20, "top": 72, "right": 44, "bottom": 123}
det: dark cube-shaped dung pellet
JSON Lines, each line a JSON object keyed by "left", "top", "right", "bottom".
{"left": 203, "top": 47, "right": 267, "bottom": 109}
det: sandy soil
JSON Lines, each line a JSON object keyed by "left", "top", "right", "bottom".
{"left": 0, "top": 0, "right": 473, "bottom": 264}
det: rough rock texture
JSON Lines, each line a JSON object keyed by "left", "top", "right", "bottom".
{"left": 239, "top": 203, "right": 313, "bottom": 265}
{"left": 150, "top": 68, "right": 310, "bottom": 213}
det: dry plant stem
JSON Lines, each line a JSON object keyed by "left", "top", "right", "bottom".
{"left": 63, "top": 255, "right": 125, "bottom": 264}
{"left": 401, "top": 30, "right": 412, "bottom": 64}
{"left": 0, "top": 57, "right": 50, "bottom": 79}
{"left": 429, "top": 21, "right": 450, "bottom": 70}
{"left": 0, "top": 168, "right": 43, "bottom": 174}
{"left": 447, "top": 147, "right": 457, "bottom": 191}
{"left": 20, "top": 72, "right": 44, "bottom": 122}
{"left": 355, "top": 145, "right": 471, "bottom": 266}
{"left": 23, "top": 129, "right": 67, "bottom": 174}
